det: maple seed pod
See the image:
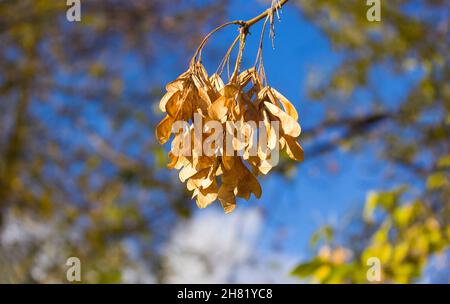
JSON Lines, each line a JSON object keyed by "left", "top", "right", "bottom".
{"left": 155, "top": 11, "right": 303, "bottom": 213}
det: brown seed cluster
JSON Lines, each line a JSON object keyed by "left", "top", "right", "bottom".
{"left": 156, "top": 22, "right": 303, "bottom": 213}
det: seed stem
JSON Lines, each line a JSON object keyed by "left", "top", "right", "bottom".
{"left": 191, "top": 0, "right": 289, "bottom": 65}
{"left": 242, "top": 0, "right": 288, "bottom": 29}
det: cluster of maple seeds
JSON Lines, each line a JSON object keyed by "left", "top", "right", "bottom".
{"left": 156, "top": 19, "right": 303, "bottom": 213}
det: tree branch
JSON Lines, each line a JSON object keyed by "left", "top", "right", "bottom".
{"left": 192, "top": 0, "right": 289, "bottom": 63}
{"left": 242, "top": 0, "right": 289, "bottom": 28}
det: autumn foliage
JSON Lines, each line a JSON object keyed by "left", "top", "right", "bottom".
{"left": 156, "top": 10, "right": 303, "bottom": 213}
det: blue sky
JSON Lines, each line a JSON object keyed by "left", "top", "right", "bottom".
{"left": 106, "top": 0, "right": 427, "bottom": 276}
{"left": 2, "top": 0, "right": 446, "bottom": 284}
{"left": 188, "top": 0, "right": 387, "bottom": 257}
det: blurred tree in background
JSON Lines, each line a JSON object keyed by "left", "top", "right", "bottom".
{"left": 0, "top": 0, "right": 448, "bottom": 283}
{"left": 292, "top": 0, "right": 449, "bottom": 283}
{"left": 0, "top": 0, "right": 227, "bottom": 283}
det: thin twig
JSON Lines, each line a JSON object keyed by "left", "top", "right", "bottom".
{"left": 242, "top": 0, "right": 288, "bottom": 29}
{"left": 191, "top": 0, "right": 290, "bottom": 65}
{"left": 216, "top": 34, "right": 240, "bottom": 75}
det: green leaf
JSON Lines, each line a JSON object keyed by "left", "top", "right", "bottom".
{"left": 364, "top": 191, "right": 379, "bottom": 222}
{"left": 310, "top": 225, "right": 334, "bottom": 247}
{"left": 426, "top": 172, "right": 447, "bottom": 189}
{"left": 291, "top": 259, "right": 323, "bottom": 278}
{"left": 393, "top": 204, "right": 414, "bottom": 228}
{"left": 437, "top": 155, "right": 450, "bottom": 168}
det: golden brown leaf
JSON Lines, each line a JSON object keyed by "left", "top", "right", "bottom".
{"left": 264, "top": 101, "right": 301, "bottom": 137}
{"left": 282, "top": 135, "right": 304, "bottom": 161}
{"left": 155, "top": 115, "right": 174, "bottom": 144}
